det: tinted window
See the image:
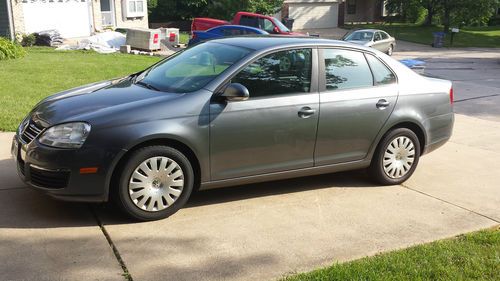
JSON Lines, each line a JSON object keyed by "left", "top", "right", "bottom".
{"left": 365, "top": 54, "right": 396, "bottom": 85}
{"left": 233, "top": 49, "right": 312, "bottom": 98}
{"left": 324, "top": 49, "right": 373, "bottom": 91}
{"left": 345, "top": 31, "right": 373, "bottom": 41}
{"left": 138, "top": 42, "right": 251, "bottom": 93}
{"left": 221, "top": 28, "right": 244, "bottom": 36}
{"left": 374, "top": 32, "right": 382, "bottom": 41}
{"left": 381, "top": 31, "right": 389, "bottom": 40}
{"left": 240, "top": 16, "right": 258, "bottom": 28}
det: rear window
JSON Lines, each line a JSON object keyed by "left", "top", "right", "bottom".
{"left": 365, "top": 54, "right": 396, "bottom": 85}
{"left": 323, "top": 49, "right": 373, "bottom": 91}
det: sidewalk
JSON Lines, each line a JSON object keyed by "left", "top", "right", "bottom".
{"left": 0, "top": 114, "right": 499, "bottom": 281}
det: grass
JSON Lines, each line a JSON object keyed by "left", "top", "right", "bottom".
{"left": 0, "top": 47, "right": 161, "bottom": 132}
{"left": 345, "top": 23, "right": 500, "bottom": 48}
{"left": 179, "top": 32, "right": 190, "bottom": 45}
{"left": 282, "top": 227, "right": 500, "bottom": 281}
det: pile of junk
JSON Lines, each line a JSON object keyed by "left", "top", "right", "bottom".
{"left": 56, "top": 28, "right": 181, "bottom": 55}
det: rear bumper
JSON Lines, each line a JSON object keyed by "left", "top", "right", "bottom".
{"left": 12, "top": 134, "right": 122, "bottom": 202}
{"left": 422, "top": 112, "right": 454, "bottom": 155}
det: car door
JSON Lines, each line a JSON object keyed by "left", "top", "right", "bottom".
{"left": 372, "top": 32, "right": 386, "bottom": 52}
{"left": 314, "top": 48, "right": 398, "bottom": 165}
{"left": 209, "top": 48, "right": 319, "bottom": 180}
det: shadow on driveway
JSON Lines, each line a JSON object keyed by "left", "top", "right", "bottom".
{"left": 0, "top": 163, "right": 378, "bottom": 228}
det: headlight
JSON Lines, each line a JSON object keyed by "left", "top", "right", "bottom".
{"left": 38, "top": 122, "right": 91, "bottom": 149}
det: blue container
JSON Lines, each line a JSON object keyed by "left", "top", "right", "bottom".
{"left": 400, "top": 59, "right": 426, "bottom": 75}
{"left": 432, "top": 31, "right": 446, "bottom": 48}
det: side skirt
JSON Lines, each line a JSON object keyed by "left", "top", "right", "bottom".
{"left": 199, "top": 160, "right": 371, "bottom": 190}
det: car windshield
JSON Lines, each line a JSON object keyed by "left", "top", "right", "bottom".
{"left": 136, "top": 42, "right": 252, "bottom": 93}
{"left": 272, "top": 18, "right": 290, "bottom": 32}
{"left": 345, "top": 31, "right": 374, "bottom": 41}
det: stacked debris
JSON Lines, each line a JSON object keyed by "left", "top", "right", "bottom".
{"left": 34, "top": 30, "right": 64, "bottom": 46}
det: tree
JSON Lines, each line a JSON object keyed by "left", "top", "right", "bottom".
{"left": 148, "top": 0, "right": 284, "bottom": 22}
{"left": 420, "top": 0, "right": 442, "bottom": 25}
{"left": 441, "top": 0, "right": 497, "bottom": 32}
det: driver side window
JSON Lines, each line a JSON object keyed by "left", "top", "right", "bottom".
{"left": 232, "top": 49, "right": 312, "bottom": 98}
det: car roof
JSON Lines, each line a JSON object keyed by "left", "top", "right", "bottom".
{"left": 208, "top": 25, "right": 268, "bottom": 34}
{"left": 352, "top": 29, "right": 388, "bottom": 33}
{"left": 210, "top": 36, "right": 375, "bottom": 52}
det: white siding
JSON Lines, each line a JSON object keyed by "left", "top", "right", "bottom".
{"left": 288, "top": 3, "right": 339, "bottom": 29}
{"left": 22, "top": 1, "right": 92, "bottom": 38}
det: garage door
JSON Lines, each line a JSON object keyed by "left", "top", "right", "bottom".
{"left": 23, "top": 1, "right": 92, "bottom": 38}
{"left": 289, "top": 3, "right": 339, "bottom": 29}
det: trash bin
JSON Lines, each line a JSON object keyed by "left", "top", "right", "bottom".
{"left": 432, "top": 32, "right": 446, "bottom": 48}
{"left": 282, "top": 18, "right": 295, "bottom": 31}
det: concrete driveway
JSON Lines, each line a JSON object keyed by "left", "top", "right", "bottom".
{"left": 1, "top": 113, "right": 499, "bottom": 281}
{"left": 1, "top": 38, "right": 500, "bottom": 280}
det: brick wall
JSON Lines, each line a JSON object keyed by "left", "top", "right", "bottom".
{"left": 10, "top": 0, "right": 25, "bottom": 35}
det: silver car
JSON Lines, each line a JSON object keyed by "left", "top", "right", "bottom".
{"left": 343, "top": 29, "right": 396, "bottom": 55}
{"left": 14, "top": 37, "right": 453, "bottom": 221}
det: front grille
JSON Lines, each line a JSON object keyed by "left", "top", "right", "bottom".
{"left": 20, "top": 120, "right": 45, "bottom": 144}
{"left": 29, "top": 166, "right": 70, "bottom": 189}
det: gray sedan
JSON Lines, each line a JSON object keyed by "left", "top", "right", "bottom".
{"left": 343, "top": 29, "right": 396, "bottom": 55}
{"left": 13, "top": 37, "right": 454, "bottom": 221}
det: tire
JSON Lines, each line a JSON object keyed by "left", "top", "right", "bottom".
{"left": 115, "top": 146, "right": 194, "bottom": 221}
{"left": 369, "top": 128, "right": 420, "bottom": 185}
{"left": 387, "top": 44, "right": 394, "bottom": 56}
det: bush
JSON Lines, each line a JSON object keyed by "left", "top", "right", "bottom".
{"left": 21, "top": 33, "right": 36, "bottom": 47}
{"left": 0, "top": 37, "right": 26, "bottom": 60}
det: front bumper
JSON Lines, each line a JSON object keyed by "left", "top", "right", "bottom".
{"left": 11, "top": 134, "right": 122, "bottom": 202}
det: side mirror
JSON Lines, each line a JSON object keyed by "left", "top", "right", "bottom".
{"left": 220, "top": 83, "right": 249, "bottom": 101}
{"left": 273, "top": 26, "right": 280, "bottom": 34}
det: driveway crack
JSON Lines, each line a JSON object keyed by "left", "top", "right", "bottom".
{"left": 90, "top": 206, "right": 134, "bottom": 281}
{"left": 401, "top": 184, "right": 500, "bottom": 224}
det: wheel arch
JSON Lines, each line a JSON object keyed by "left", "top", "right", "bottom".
{"left": 369, "top": 120, "right": 427, "bottom": 161}
{"left": 106, "top": 137, "right": 202, "bottom": 201}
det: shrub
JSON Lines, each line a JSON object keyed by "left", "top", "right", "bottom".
{"left": 21, "top": 33, "right": 36, "bottom": 47}
{"left": 0, "top": 37, "right": 26, "bottom": 61}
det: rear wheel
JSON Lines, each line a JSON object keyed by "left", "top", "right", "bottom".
{"left": 387, "top": 44, "right": 394, "bottom": 56}
{"left": 369, "top": 128, "right": 420, "bottom": 185}
{"left": 116, "top": 146, "right": 194, "bottom": 221}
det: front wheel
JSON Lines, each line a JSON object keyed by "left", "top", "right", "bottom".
{"left": 116, "top": 146, "right": 194, "bottom": 221}
{"left": 369, "top": 128, "right": 420, "bottom": 185}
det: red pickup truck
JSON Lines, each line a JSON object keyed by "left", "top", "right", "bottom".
{"left": 191, "top": 11, "right": 305, "bottom": 36}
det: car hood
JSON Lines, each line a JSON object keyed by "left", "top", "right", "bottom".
{"left": 30, "top": 77, "right": 182, "bottom": 127}
{"left": 346, "top": 40, "right": 371, "bottom": 46}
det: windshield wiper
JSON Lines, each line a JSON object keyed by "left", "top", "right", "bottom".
{"left": 135, "top": 80, "right": 161, "bottom": 91}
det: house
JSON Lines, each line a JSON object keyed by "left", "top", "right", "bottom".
{"left": 282, "top": 0, "right": 386, "bottom": 30}
{"left": 0, "top": 0, "right": 148, "bottom": 39}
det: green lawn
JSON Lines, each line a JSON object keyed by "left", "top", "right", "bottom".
{"left": 0, "top": 47, "right": 161, "bottom": 132}
{"left": 345, "top": 23, "right": 500, "bottom": 48}
{"left": 282, "top": 227, "right": 500, "bottom": 281}
{"left": 179, "top": 32, "right": 190, "bottom": 45}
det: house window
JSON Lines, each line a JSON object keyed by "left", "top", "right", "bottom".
{"left": 123, "top": 0, "right": 146, "bottom": 18}
{"left": 347, "top": 0, "right": 356, "bottom": 15}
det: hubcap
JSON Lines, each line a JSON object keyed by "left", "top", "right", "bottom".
{"left": 128, "top": 156, "right": 184, "bottom": 212}
{"left": 383, "top": 136, "right": 415, "bottom": 179}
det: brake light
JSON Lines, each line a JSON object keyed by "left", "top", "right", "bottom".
{"left": 450, "top": 87, "right": 454, "bottom": 104}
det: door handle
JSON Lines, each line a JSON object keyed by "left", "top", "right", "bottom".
{"left": 376, "top": 99, "right": 391, "bottom": 109}
{"left": 298, "top": 107, "right": 316, "bottom": 118}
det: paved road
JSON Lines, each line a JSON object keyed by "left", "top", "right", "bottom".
{"left": 1, "top": 114, "right": 499, "bottom": 281}
{"left": 392, "top": 41, "right": 500, "bottom": 122}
